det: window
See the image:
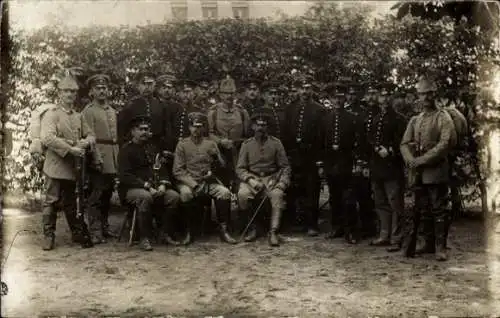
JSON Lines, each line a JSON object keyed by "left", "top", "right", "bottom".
{"left": 201, "top": 0, "right": 218, "bottom": 19}
{"left": 232, "top": 1, "right": 249, "bottom": 19}
{"left": 171, "top": 0, "right": 188, "bottom": 20}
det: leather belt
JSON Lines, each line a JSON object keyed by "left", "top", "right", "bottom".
{"left": 96, "top": 138, "right": 118, "bottom": 145}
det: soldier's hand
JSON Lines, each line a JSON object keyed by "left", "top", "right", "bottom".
{"left": 378, "top": 146, "right": 389, "bottom": 158}
{"left": 157, "top": 184, "right": 167, "bottom": 194}
{"left": 249, "top": 179, "right": 264, "bottom": 192}
{"left": 76, "top": 139, "right": 89, "bottom": 149}
{"left": 149, "top": 187, "right": 158, "bottom": 196}
{"left": 220, "top": 138, "right": 233, "bottom": 149}
{"left": 69, "top": 146, "right": 85, "bottom": 157}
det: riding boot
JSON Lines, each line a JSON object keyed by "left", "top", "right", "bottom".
{"left": 159, "top": 208, "right": 181, "bottom": 246}
{"left": 241, "top": 206, "right": 258, "bottom": 242}
{"left": 435, "top": 218, "right": 448, "bottom": 261}
{"left": 215, "top": 199, "right": 237, "bottom": 244}
{"left": 400, "top": 210, "right": 420, "bottom": 258}
{"left": 370, "top": 208, "right": 391, "bottom": 246}
{"left": 415, "top": 216, "right": 435, "bottom": 254}
{"left": 268, "top": 206, "right": 282, "bottom": 247}
{"left": 42, "top": 206, "right": 57, "bottom": 250}
{"left": 180, "top": 202, "right": 194, "bottom": 245}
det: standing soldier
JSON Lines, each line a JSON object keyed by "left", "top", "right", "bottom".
{"left": 283, "top": 77, "right": 325, "bottom": 236}
{"left": 241, "top": 78, "right": 265, "bottom": 117}
{"left": 254, "top": 81, "right": 286, "bottom": 141}
{"left": 351, "top": 83, "right": 380, "bottom": 239}
{"left": 236, "top": 112, "right": 291, "bottom": 246}
{"left": 117, "top": 72, "right": 168, "bottom": 151}
{"left": 400, "top": 76, "right": 455, "bottom": 261}
{"left": 367, "top": 84, "right": 407, "bottom": 248}
{"left": 207, "top": 75, "right": 250, "bottom": 187}
{"left": 40, "top": 73, "right": 98, "bottom": 250}
{"left": 173, "top": 112, "right": 237, "bottom": 244}
{"left": 81, "top": 74, "right": 119, "bottom": 243}
{"left": 317, "top": 83, "right": 360, "bottom": 243}
{"left": 156, "top": 73, "right": 183, "bottom": 153}
{"left": 29, "top": 103, "right": 56, "bottom": 171}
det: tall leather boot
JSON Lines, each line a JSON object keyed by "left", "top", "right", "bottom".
{"left": 415, "top": 216, "right": 435, "bottom": 254}
{"left": 42, "top": 206, "right": 56, "bottom": 251}
{"left": 400, "top": 210, "right": 420, "bottom": 258}
{"left": 180, "top": 202, "right": 194, "bottom": 245}
{"left": 370, "top": 208, "right": 391, "bottom": 246}
{"left": 215, "top": 199, "right": 237, "bottom": 244}
{"left": 434, "top": 217, "right": 448, "bottom": 261}
{"left": 269, "top": 206, "right": 282, "bottom": 247}
{"left": 159, "top": 208, "right": 181, "bottom": 246}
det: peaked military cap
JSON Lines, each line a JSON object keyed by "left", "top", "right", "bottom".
{"left": 251, "top": 111, "right": 274, "bottom": 125}
{"left": 243, "top": 77, "right": 260, "bottom": 88}
{"left": 130, "top": 115, "right": 151, "bottom": 130}
{"left": 157, "top": 73, "right": 177, "bottom": 86}
{"left": 86, "top": 74, "right": 110, "bottom": 88}
{"left": 188, "top": 112, "right": 207, "bottom": 127}
{"left": 262, "top": 80, "right": 280, "bottom": 92}
{"left": 180, "top": 79, "right": 197, "bottom": 91}
{"left": 197, "top": 80, "right": 210, "bottom": 89}
{"left": 136, "top": 71, "right": 156, "bottom": 83}
{"left": 219, "top": 76, "right": 237, "bottom": 93}
{"left": 57, "top": 73, "right": 79, "bottom": 90}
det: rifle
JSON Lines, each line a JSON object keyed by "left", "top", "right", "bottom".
{"left": 75, "top": 130, "right": 92, "bottom": 241}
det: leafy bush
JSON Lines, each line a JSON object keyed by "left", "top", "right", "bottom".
{"left": 5, "top": 3, "right": 499, "bottom": 204}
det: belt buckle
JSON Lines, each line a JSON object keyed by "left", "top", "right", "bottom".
{"left": 332, "top": 144, "right": 339, "bottom": 151}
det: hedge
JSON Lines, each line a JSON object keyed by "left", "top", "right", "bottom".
{"left": 4, "top": 3, "right": 500, "bottom": 205}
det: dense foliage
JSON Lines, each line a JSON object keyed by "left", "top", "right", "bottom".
{"left": 4, "top": 3, "right": 499, "bottom": 207}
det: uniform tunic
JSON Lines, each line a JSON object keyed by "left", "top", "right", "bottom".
{"left": 82, "top": 102, "right": 119, "bottom": 174}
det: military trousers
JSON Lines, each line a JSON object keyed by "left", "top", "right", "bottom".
{"left": 371, "top": 178, "right": 405, "bottom": 243}
{"left": 352, "top": 175, "right": 377, "bottom": 236}
{"left": 124, "top": 188, "right": 180, "bottom": 240}
{"left": 86, "top": 172, "right": 115, "bottom": 238}
{"left": 287, "top": 164, "right": 321, "bottom": 230}
{"left": 42, "top": 176, "right": 89, "bottom": 238}
{"left": 326, "top": 174, "right": 359, "bottom": 233}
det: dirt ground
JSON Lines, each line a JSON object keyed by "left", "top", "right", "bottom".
{"left": 0, "top": 205, "right": 496, "bottom": 318}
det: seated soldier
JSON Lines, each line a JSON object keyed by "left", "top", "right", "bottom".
{"left": 118, "top": 115, "right": 181, "bottom": 251}
{"left": 172, "top": 112, "right": 237, "bottom": 245}
{"left": 236, "top": 112, "right": 291, "bottom": 247}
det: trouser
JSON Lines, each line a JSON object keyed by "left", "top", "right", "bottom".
{"left": 402, "top": 183, "right": 450, "bottom": 256}
{"left": 287, "top": 164, "right": 321, "bottom": 230}
{"left": 238, "top": 177, "right": 286, "bottom": 232}
{"left": 42, "top": 176, "right": 89, "bottom": 239}
{"left": 178, "top": 182, "right": 233, "bottom": 234}
{"left": 352, "top": 175, "right": 377, "bottom": 236}
{"left": 125, "top": 188, "right": 180, "bottom": 240}
{"left": 218, "top": 146, "right": 241, "bottom": 190}
{"left": 326, "top": 174, "right": 358, "bottom": 234}
{"left": 86, "top": 172, "right": 115, "bottom": 238}
{"left": 371, "top": 178, "right": 405, "bottom": 243}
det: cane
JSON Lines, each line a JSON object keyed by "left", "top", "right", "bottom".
{"left": 239, "top": 169, "right": 284, "bottom": 242}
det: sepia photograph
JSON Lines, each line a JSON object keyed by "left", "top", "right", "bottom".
{"left": 1, "top": 0, "right": 500, "bottom": 317}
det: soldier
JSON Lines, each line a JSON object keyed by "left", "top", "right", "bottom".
{"left": 400, "top": 76, "right": 455, "bottom": 261}
{"left": 117, "top": 72, "right": 168, "bottom": 151}
{"left": 367, "top": 84, "right": 407, "bottom": 248}
{"left": 241, "top": 78, "right": 265, "bottom": 117}
{"left": 317, "top": 83, "right": 360, "bottom": 243}
{"left": 207, "top": 75, "right": 251, "bottom": 187}
{"left": 236, "top": 111, "right": 291, "bottom": 246}
{"left": 254, "top": 81, "right": 286, "bottom": 140}
{"left": 350, "top": 83, "right": 380, "bottom": 239}
{"left": 118, "top": 115, "right": 181, "bottom": 251}
{"left": 40, "top": 73, "right": 99, "bottom": 250}
{"left": 283, "top": 77, "right": 325, "bottom": 236}
{"left": 156, "top": 73, "right": 183, "bottom": 153}
{"left": 29, "top": 102, "right": 57, "bottom": 171}
{"left": 81, "top": 74, "right": 119, "bottom": 243}
{"left": 172, "top": 112, "right": 237, "bottom": 244}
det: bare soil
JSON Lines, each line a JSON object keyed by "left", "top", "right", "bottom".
{"left": 1, "top": 206, "right": 495, "bottom": 318}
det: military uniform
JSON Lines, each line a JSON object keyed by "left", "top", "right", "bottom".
{"left": 40, "top": 74, "right": 99, "bottom": 250}
{"left": 400, "top": 77, "right": 455, "bottom": 261}
{"left": 117, "top": 73, "right": 168, "bottom": 151}
{"left": 81, "top": 74, "right": 119, "bottom": 243}
{"left": 118, "top": 116, "right": 181, "bottom": 251}
{"left": 367, "top": 86, "right": 407, "bottom": 247}
{"left": 253, "top": 81, "right": 286, "bottom": 140}
{"left": 283, "top": 80, "right": 325, "bottom": 235}
{"left": 207, "top": 76, "right": 251, "bottom": 187}
{"left": 350, "top": 85, "right": 380, "bottom": 238}
{"left": 241, "top": 78, "right": 265, "bottom": 117}
{"left": 172, "top": 112, "right": 237, "bottom": 244}
{"left": 317, "top": 84, "right": 361, "bottom": 243}
{"left": 236, "top": 112, "right": 291, "bottom": 246}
